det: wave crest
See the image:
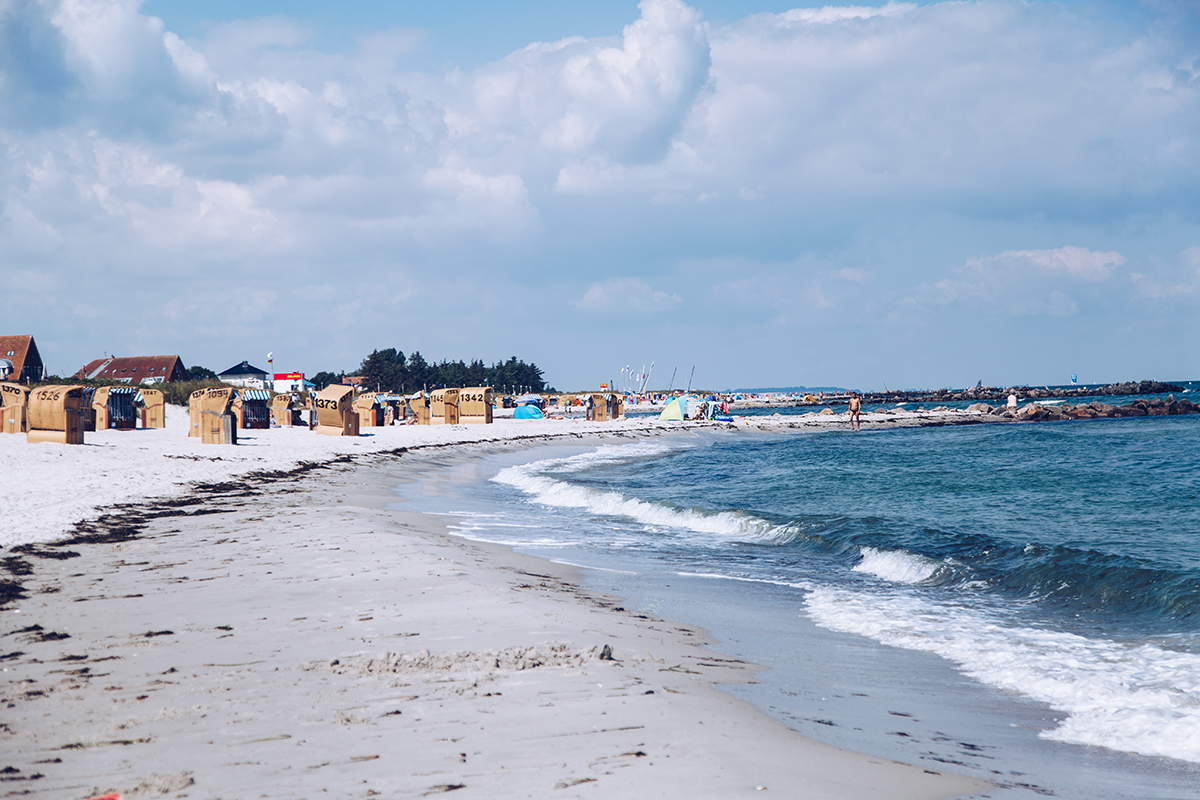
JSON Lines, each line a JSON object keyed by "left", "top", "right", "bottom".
{"left": 853, "top": 546, "right": 943, "bottom": 584}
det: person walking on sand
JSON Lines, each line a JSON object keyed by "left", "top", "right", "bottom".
{"left": 848, "top": 392, "right": 862, "bottom": 432}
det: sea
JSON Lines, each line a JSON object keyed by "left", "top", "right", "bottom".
{"left": 394, "top": 395, "right": 1200, "bottom": 799}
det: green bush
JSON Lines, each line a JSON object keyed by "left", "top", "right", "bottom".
{"left": 159, "top": 380, "right": 229, "bottom": 406}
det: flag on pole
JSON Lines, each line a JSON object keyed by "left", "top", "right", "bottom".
{"left": 267, "top": 351, "right": 274, "bottom": 367}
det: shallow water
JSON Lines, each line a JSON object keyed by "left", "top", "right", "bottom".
{"left": 395, "top": 415, "right": 1200, "bottom": 799}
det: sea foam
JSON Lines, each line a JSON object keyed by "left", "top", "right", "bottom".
{"left": 493, "top": 444, "right": 785, "bottom": 543}
{"left": 805, "top": 586, "right": 1200, "bottom": 763}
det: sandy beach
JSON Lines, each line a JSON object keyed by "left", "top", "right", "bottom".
{"left": 0, "top": 408, "right": 993, "bottom": 799}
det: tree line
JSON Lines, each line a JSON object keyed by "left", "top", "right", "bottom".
{"left": 311, "top": 349, "right": 552, "bottom": 394}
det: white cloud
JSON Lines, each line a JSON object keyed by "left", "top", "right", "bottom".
{"left": 910, "top": 246, "right": 1125, "bottom": 318}
{"left": 575, "top": 277, "right": 682, "bottom": 313}
{"left": 1001, "top": 247, "right": 1125, "bottom": 281}
{"left": 451, "top": 0, "right": 711, "bottom": 170}
{"left": 776, "top": 2, "right": 916, "bottom": 26}
{"left": 836, "top": 267, "right": 873, "bottom": 284}
{"left": 700, "top": 258, "right": 876, "bottom": 322}
{"left": 0, "top": 0, "right": 1198, "bottom": 386}
{"left": 1129, "top": 247, "right": 1200, "bottom": 300}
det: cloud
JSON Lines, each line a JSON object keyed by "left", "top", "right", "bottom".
{"left": 910, "top": 246, "right": 1125, "bottom": 318}
{"left": 0, "top": 0, "right": 1198, "bottom": 387}
{"left": 1129, "top": 246, "right": 1200, "bottom": 300}
{"left": 451, "top": 0, "right": 711, "bottom": 171}
{"left": 698, "top": 258, "right": 876, "bottom": 323}
{"left": 1000, "top": 247, "right": 1125, "bottom": 281}
{"left": 776, "top": 2, "right": 917, "bottom": 26}
{"left": 575, "top": 277, "right": 682, "bottom": 313}
{"left": 4, "top": 0, "right": 1195, "bottom": 258}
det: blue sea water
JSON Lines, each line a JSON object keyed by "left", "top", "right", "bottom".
{"left": 395, "top": 413, "right": 1200, "bottom": 798}
{"left": 624, "top": 380, "right": 1200, "bottom": 417}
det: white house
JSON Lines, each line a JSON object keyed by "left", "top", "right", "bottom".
{"left": 218, "top": 360, "right": 271, "bottom": 391}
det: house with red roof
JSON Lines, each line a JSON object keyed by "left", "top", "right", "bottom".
{"left": 0, "top": 335, "right": 45, "bottom": 384}
{"left": 75, "top": 355, "right": 188, "bottom": 385}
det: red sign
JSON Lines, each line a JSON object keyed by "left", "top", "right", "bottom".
{"left": 274, "top": 373, "right": 302, "bottom": 380}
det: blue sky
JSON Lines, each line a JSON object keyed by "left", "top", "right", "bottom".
{"left": 2, "top": 0, "right": 1198, "bottom": 391}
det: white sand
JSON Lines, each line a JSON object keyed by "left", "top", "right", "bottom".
{"left": 1, "top": 407, "right": 992, "bottom": 799}
{"left": 0, "top": 406, "right": 674, "bottom": 549}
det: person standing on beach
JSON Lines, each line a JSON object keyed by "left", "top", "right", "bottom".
{"left": 848, "top": 392, "right": 862, "bottom": 431}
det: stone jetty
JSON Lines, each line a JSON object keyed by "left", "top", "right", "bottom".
{"left": 964, "top": 394, "right": 1199, "bottom": 421}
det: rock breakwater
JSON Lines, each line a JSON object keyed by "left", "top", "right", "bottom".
{"left": 864, "top": 379, "right": 1184, "bottom": 406}
{"left": 965, "top": 394, "right": 1199, "bottom": 421}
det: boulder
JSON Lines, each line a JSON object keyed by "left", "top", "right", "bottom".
{"left": 1017, "top": 404, "right": 1046, "bottom": 420}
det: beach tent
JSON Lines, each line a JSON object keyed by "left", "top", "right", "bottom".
{"left": 513, "top": 404, "right": 544, "bottom": 420}
{"left": 352, "top": 392, "right": 385, "bottom": 427}
{"left": 195, "top": 388, "right": 238, "bottom": 444}
{"left": 514, "top": 393, "right": 544, "bottom": 408}
{"left": 27, "top": 385, "right": 87, "bottom": 444}
{"left": 139, "top": 388, "right": 165, "bottom": 428}
{"left": 1, "top": 381, "right": 30, "bottom": 434}
{"left": 408, "top": 391, "right": 430, "bottom": 424}
{"left": 271, "top": 394, "right": 302, "bottom": 427}
{"left": 352, "top": 392, "right": 405, "bottom": 427}
{"left": 659, "top": 396, "right": 686, "bottom": 421}
{"left": 188, "top": 386, "right": 235, "bottom": 437}
{"left": 588, "top": 392, "right": 621, "bottom": 421}
{"left": 430, "top": 388, "right": 460, "bottom": 425}
{"left": 235, "top": 389, "right": 272, "bottom": 429}
{"left": 80, "top": 386, "right": 97, "bottom": 431}
{"left": 312, "top": 384, "right": 358, "bottom": 436}
{"left": 376, "top": 394, "right": 406, "bottom": 425}
{"left": 459, "top": 387, "right": 493, "bottom": 424}
{"left": 92, "top": 386, "right": 139, "bottom": 430}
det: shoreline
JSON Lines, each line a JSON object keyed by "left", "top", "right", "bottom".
{"left": 0, "top": 434, "right": 990, "bottom": 799}
{"left": 0, "top": 404, "right": 997, "bottom": 552}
